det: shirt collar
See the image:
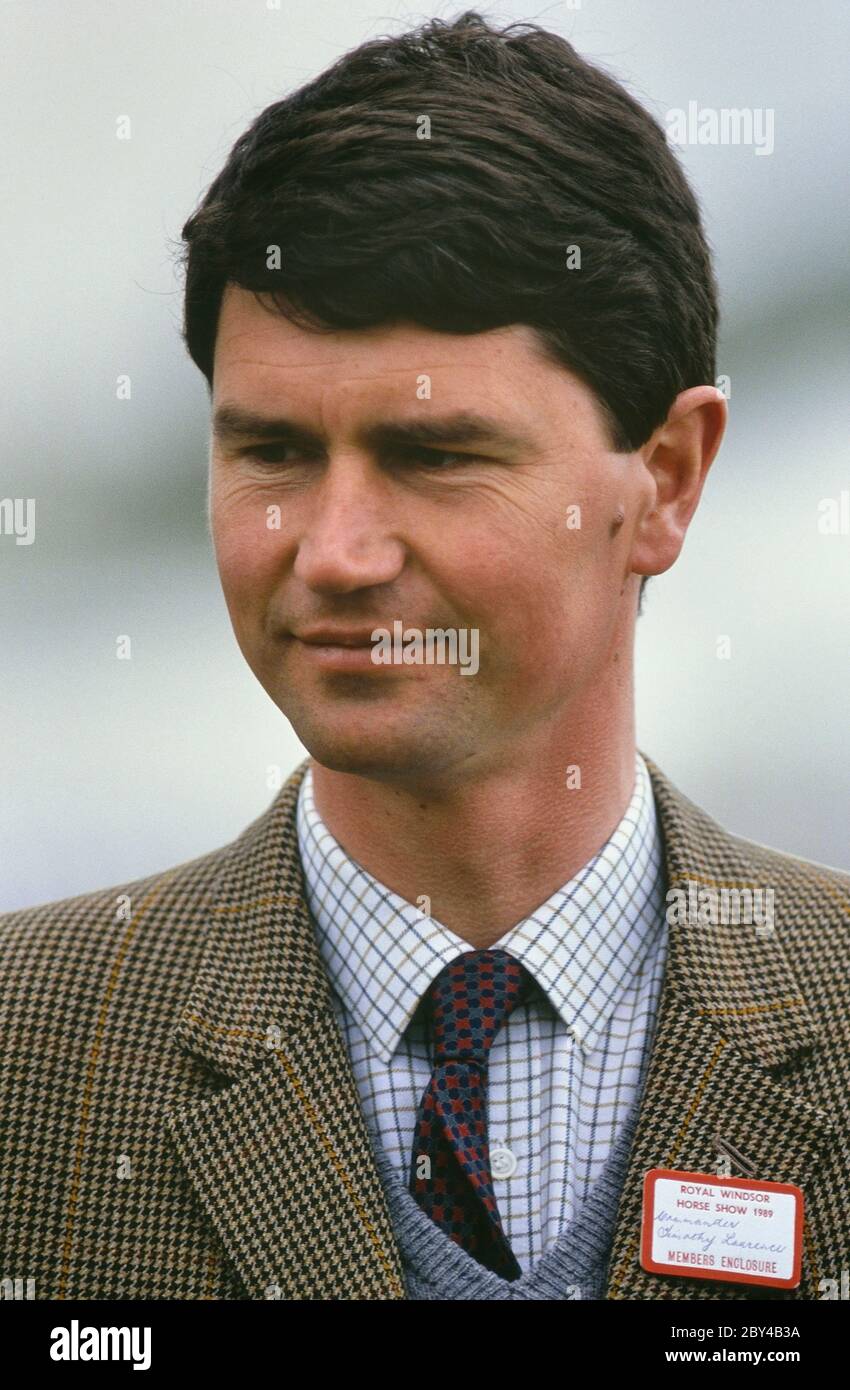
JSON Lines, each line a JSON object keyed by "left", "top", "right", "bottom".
{"left": 297, "top": 752, "right": 666, "bottom": 1064}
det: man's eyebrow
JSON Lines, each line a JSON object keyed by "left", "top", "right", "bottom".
{"left": 211, "top": 403, "right": 534, "bottom": 453}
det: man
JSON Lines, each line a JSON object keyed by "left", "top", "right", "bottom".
{"left": 1, "top": 11, "right": 848, "bottom": 1302}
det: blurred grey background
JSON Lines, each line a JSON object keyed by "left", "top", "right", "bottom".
{"left": 1, "top": 0, "right": 848, "bottom": 910}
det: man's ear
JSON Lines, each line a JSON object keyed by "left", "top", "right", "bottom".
{"left": 630, "top": 385, "right": 727, "bottom": 580}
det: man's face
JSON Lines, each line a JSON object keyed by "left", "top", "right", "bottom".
{"left": 209, "top": 284, "right": 652, "bottom": 781}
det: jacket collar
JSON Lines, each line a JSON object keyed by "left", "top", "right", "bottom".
{"left": 167, "top": 752, "right": 833, "bottom": 1299}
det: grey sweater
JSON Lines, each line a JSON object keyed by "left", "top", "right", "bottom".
{"left": 365, "top": 1047, "right": 651, "bottom": 1300}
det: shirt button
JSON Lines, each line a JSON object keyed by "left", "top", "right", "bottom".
{"left": 490, "top": 1144, "right": 518, "bottom": 1179}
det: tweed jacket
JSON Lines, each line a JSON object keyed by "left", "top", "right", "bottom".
{"left": 1, "top": 753, "right": 848, "bottom": 1301}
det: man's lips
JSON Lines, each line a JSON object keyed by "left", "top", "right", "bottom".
{"left": 290, "top": 626, "right": 392, "bottom": 672}
{"left": 293, "top": 627, "right": 380, "bottom": 648}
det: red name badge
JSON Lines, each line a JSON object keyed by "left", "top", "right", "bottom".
{"left": 641, "top": 1168, "right": 804, "bottom": 1289}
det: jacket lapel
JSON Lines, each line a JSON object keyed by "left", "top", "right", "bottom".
{"left": 165, "top": 758, "right": 406, "bottom": 1299}
{"left": 604, "top": 753, "right": 836, "bottom": 1299}
{"left": 166, "top": 751, "right": 835, "bottom": 1300}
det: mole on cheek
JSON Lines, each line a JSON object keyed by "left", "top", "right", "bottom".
{"left": 609, "top": 506, "right": 626, "bottom": 538}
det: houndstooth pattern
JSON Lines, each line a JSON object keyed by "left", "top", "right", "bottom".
{"left": 0, "top": 751, "right": 848, "bottom": 1300}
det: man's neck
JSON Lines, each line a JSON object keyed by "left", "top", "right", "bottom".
{"left": 309, "top": 715, "right": 638, "bottom": 951}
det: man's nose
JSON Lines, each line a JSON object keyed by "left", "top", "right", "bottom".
{"left": 291, "top": 456, "right": 407, "bottom": 595}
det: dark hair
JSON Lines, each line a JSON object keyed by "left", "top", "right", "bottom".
{"left": 179, "top": 10, "right": 720, "bottom": 610}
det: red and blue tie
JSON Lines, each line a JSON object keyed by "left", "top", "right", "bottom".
{"left": 408, "top": 949, "right": 532, "bottom": 1280}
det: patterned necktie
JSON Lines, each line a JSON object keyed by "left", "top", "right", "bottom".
{"left": 408, "top": 949, "right": 533, "bottom": 1280}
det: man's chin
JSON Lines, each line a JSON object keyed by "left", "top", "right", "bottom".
{"left": 295, "top": 727, "right": 424, "bottom": 778}
{"left": 281, "top": 705, "right": 446, "bottom": 780}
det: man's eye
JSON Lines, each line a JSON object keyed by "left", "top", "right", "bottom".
{"left": 241, "top": 445, "right": 304, "bottom": 466}
{"left": 405, "top": 448, "right": 474, "bottom": 469}
{"left": 238, "top": 445, "right": 475, "bottom": 469}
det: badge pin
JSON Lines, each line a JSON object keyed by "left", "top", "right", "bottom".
{"left": 640, "top": 1167, "right": 804, "bottom": 1289}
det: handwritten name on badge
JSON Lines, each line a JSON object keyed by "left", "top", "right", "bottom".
{"left": 640, "top": 1168, "right": 803, "bottom": 1289}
